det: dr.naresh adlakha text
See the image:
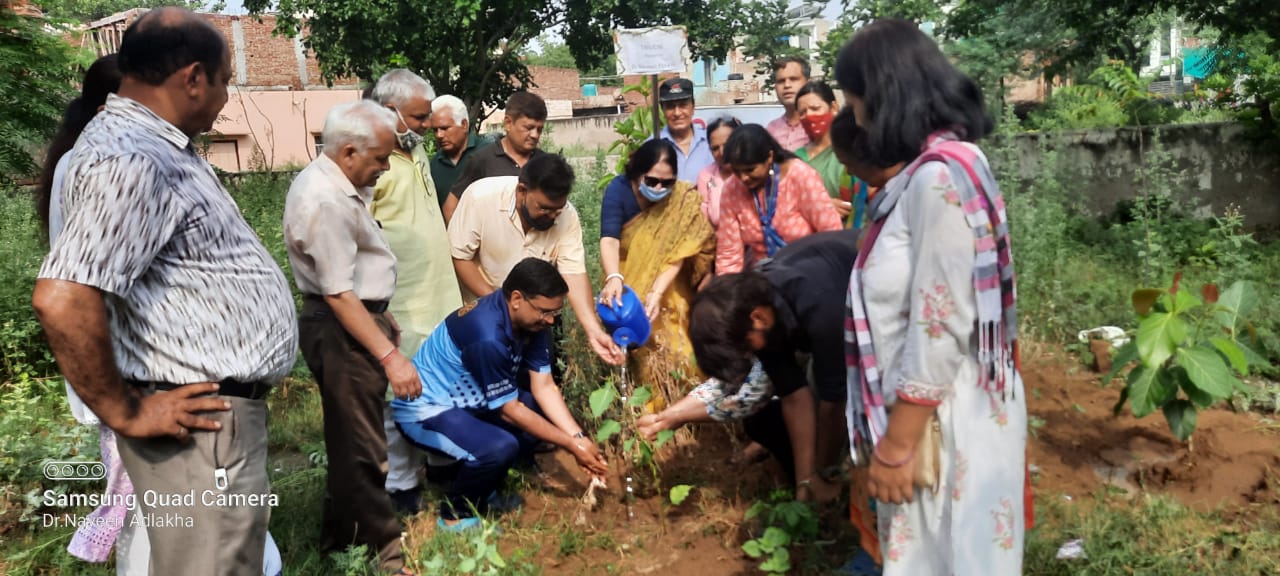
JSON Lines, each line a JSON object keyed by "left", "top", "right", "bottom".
{"left": 43, "top": 489, "right": 278, "bottom": 509}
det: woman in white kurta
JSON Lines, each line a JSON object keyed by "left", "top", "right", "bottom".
{"left": 835, "top": 19, "right": 1027, "bottom": 575}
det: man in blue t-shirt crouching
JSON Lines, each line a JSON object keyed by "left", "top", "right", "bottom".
{"left": 392, "top": 258, "right": 609, "bottom": 530}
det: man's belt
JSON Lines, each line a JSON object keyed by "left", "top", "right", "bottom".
{"left": 127, "top": 378, "right": 272, "bottom": 400}
{"left": 303, "top": 293, "right": 389, "bottom": 313}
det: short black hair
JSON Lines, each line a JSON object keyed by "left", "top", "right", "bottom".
{"left": 503, "top": 258, "right": 569, "bottom": 300}
{"left": 118, "top": 7, "right": 228, "bottom": 86}
{"left": 706, "top": 116, "right": 742, "bottom": 135}
{"left": 835, "top": 19, "right": 991, "bottom": 167}
{"left": 773, "top": 56, "right": 811, "bottom": 80}
{"left": 518, "top": 153, "right": 575, "bottom": 201}
{"left": 688, "top": 272, "right": 774, "bottom": 383}
{"left": 795, "top": 79, "right": 836, "bottom": 108}
{"left": 506, "top": 91, "right": 548, "bottom": 122}
{"left": 624, "top": 139, "right": 678, "bottom": 182}
{"left": 722, "top": 124, "right": 796, "bottom": 167}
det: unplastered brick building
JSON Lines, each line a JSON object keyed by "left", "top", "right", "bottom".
{"left": 81, "top": 9, "right": 362, "bottom": 172}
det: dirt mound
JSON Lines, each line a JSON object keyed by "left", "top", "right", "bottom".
{"left": 1024, "top": 348, "right": 1280, "bottom": 511}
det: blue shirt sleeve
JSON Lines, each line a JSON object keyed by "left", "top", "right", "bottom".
{"left": 459, "top": 339, "right": 519, "bottom": 410}
{"left": 520, "top": 331, "right": 553, "bottom": 375}
{"left": 600, "top": 175, "right": 631, "bottom": 239}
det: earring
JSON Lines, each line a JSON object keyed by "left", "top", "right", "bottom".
{"left": 768, "top": 166, "right": 775, "bottom": 177}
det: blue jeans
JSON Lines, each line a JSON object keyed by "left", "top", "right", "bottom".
{"left": 396, "top": 389, "right": 540, "bottom": 520}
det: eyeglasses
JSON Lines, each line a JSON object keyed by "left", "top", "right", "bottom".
{"left": 643, "top": 176, "right": 677, "bottom": 189}
{"left": 527, "top": 300, "right": 563, "bottom": 320}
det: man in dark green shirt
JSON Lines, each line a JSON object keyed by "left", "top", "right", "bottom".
{"left": 429, "top": 95, "right": 487, "bottom": 210}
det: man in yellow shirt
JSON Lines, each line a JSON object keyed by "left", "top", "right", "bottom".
{"left": 369, "top": 69, "right": 463, "bottom": 514}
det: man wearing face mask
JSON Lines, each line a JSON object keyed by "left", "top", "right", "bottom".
{"left": 284, "top": 100, "right": 416, "bottom": 575}
{"left": 448, "top": 154, "right": 625, "bottom": 368}
{"left": 368, "top": 69, "right": 463, "bottom": 515}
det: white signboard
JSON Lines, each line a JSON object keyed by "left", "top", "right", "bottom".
{"left": 613, "top": 26, "right": 688, "bottom": 75}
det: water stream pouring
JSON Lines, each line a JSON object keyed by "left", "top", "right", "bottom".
{"left": 597, "top": 285, "right": 653, "bottom": 521}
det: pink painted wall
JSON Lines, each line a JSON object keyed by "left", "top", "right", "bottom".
{"left": 206, "top": 88, "right": 363, "bottom": 172}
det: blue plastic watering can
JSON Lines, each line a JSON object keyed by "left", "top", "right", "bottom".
{"left": 596, "top": 285, "right": 651, "bottom": 348}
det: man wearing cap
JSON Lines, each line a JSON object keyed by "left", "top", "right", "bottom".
{"left": 656, "top": 78, "right": 714, "bottom": 185}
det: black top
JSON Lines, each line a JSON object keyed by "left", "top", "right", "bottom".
{"left": 756, "top": 228, "right": 860, "bottom": 400}
{"left": 448, "top": 139, "right": 545, "bottom": 198}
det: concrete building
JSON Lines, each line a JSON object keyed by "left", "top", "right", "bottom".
{"left": 80, "top": 9, "right": 362, "bottom": 172}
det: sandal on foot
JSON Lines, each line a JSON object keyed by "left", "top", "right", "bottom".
{"left": 436, "top": 516, "right": 482, "bottom": 533}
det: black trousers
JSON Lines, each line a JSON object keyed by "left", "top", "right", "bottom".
{"left": 298, "top": 299, "right": 404, "bottom": 572}
{"left": 743, "top": 400, "right": 796, "bottom": 483}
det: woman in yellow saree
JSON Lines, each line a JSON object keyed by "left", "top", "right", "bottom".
{"left": 599, "top": 139, "right": 716, "bottom": 407}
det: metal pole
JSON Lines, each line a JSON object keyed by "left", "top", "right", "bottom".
{"left": 650, "top": 73, "right": 660, "bottom": 139}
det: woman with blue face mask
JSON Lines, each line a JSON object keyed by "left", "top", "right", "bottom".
{"left": 598, "top": 138, "right": 716, "bottom": 407}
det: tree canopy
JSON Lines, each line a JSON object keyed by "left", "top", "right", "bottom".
{"left": 246, "top": 0, "right": 810, "bottom": 126}
{"left": 0, "top": 8, "right": 83, "bottom": 182}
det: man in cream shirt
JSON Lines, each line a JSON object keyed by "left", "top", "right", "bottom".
{"left": 448, "top": 153, "right": 623, "bottom": 367}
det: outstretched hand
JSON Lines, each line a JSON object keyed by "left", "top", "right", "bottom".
{"left": 588, "top": 329, "right": 625, "bottom": 365}
{"left": 570, "top": 441, "right": 609, "bottom": 477}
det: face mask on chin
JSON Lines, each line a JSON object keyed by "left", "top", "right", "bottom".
{"left": 393, "top": 109, "right": 425, "bottom": 151}
{"left": 800, "top": 111, "right": 834, "bottom": 141}
{"left": 519, "top": 201, "right": 556, "bottom": 231}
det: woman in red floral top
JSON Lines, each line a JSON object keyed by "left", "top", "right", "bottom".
{"left": 715, "top": 124, "right": 843, "bottom": 273}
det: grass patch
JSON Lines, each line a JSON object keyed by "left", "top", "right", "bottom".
{"left": 1026, "top": 493, "right": 1280, "bottom": 575}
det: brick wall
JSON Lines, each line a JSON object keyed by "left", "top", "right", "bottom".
{"left": 239, "top": 16, "right": 299, "bottom": 88}
{"left": 80, "top": 10, "right": 357, "bottom": 89}
{"left": 527, "top": 66, "right": 582, "bottom": 101}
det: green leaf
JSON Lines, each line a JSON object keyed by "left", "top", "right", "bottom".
{"left": 762, "top": 526, "right": 792, "bottom": 548}
{"left": 1136, "top": 312, "right": 1185, "bottom": 368}
{"left": 1171, "top": 288, "right": 1202, "bottom": 314}
{"left": 1126, "top": 364, "right": 1172, "bottom": 418}
{"left": 589, "top": 386, "right": 615, "bottom": 419}
{"left": 1209, "top": 337, "right": 1249, "bottom": 375}
{"left": 742, "top": 540, "right": 763, "bottom": 558}
{"left": 1163, "top": 399, "right": 1199, "bottom": 441}
{"left": 655, "top": 429, "right": 675, "bottom": 448}
{"left": 458, "top": 558, "right": 477, "bottom": 573}
{"left": 486, "top": 547, "right": 506, "bottom": 568}
{"left": 596, "top": 419, "right": 621, "bottom": 442}
{"left": 1214, "top": 281, "right": 1258, "bottom": 334}
{"left": 669, "top": 484, "right": 693, "bottom": 505}
{"left": 1176, "top": 346, "right": 1238, "bottom": 400}
{"left": 623, "top": 438, "right": 635, "bottom": 453}
{"left": 744, "top": 501, "right": 767, "bottom": 520}
{"left": 1102, "top": 340, "right": 1139, "bottom": 385}
{"left": 1237, "top": 339, "right": 1272, "bottom": 370}
{"left": 759, "top": 547, "right": 792, "bottom": 573}
{"left": 1172, "top": 366, "right": 1215, "bottom": 409}
{"left": 628, "top": 386, "right": 653, "bottom": 407}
